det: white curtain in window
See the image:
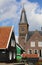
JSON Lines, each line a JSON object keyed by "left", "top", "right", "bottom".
{"left": 9, "top": 52, "right": 12, "bottom": 60}
{"left": 13, "top": 52, "right": 15, "bottom": 59}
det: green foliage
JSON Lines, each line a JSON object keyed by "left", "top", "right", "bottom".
{"left": 16, "top": 55, "right": 22, "bottom": 61}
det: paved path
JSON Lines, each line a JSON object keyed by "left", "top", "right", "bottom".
{"left": 0, "top": 63, "right": 25, "bottom": 65}
{"left": 0, "top": 63, "right": 14, "bottom": 65}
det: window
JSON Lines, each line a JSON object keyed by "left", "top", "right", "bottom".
{"left": 40, "top": 50, "right": 42, "bottom": 57}
{"left": 28, "top": 49, "right": 32, "bottom": 54}
{"left": 29, "top": 50, "right": 32, "bottom": 54}
{"left": 21, "top": 28, "right": 24, "bottom": 31}
{"left": 9, "top": 52, "right": 12, "bottom": 60}
{"left": 11, "top": 40, "right": 15, "bottom": 47}
{"left": 13, "top": 52, "right": 15, "bottom": 59}
{"left": 34, "top": 50, "right": 38, "bottom": 54}
{"left": 31, "top": 41, "right": 35, "bottom": 47}
{"left": 2, "top": 51, "right": 6, "bottom": 53}
{"left": 38, "top": 42, "right": 42, "bottom": 47}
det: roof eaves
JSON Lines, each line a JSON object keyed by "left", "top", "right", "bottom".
{"left": 6, "top": 26, "right": 14, "bottom": 49}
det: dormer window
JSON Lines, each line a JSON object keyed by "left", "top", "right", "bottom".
{"left": 11, "top": 40, "right": 15, "bottom": 47}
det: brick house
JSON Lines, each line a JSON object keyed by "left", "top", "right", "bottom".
{"left": 19, "top": 7, "right": 42, "bottom": 65}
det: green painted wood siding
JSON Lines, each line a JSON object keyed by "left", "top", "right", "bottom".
{"left": 16, "top": 45, "right": 22, "bottom": 61}
{"left": 16, "top": 45, "right": 21, "bottom": 54}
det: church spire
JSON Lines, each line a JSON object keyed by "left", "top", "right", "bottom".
{"left": 20, "top": 5, "right": 28, "bottom": 24}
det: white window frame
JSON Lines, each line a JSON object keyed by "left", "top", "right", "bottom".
{"left": 38, "top": 41, "right": 42, "bottom": 47}
{"left": 31, "top": 41, "right": 35, "bottom": 47}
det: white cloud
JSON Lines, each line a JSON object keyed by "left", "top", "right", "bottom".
{"left": 0, "top": 0, "right": 18, "bottom": 21}
{"left": 0, "top": 0, "right": 42, "bottom": 31}
{"left": 0, "top": 0, "right": 5, "bottom": 5}
{"left": 23, "top": 1, "right": 42, "bottom": 30}
{"left": 0, "top": 0, "right": 42, "bottom": 42}
{"left": 21, "top": 0, "right": 28, "bottom": 4}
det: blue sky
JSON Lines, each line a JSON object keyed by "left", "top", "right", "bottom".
{"left": 0, "top": 0, "right": 42, "bottom": 42}
{"left": 29, "top": 0, "right": 42, "bottom": 7}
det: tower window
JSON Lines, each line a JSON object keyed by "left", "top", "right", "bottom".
{"left": 21, "top": 28, "right": 24, "bottom": 31}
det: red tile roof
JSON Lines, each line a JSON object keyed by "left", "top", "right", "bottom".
{"left": 0, "top": 26, "right": 13, "bottom": 49}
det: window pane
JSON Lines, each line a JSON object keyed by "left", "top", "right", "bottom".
{"left": 13, "top": 52, "right": 15, "bottom": 59}
{"left": 9, "top": 52, "right": 12, "bottom": 60}
{"left": 2, "top": 51, "right": 6, "bottom": 53}
{"left": 11, "top": 40, "right": 15, "bottom": 47}
{"left": 28, "top": 50, "right": 32, "bottom": 54}
{"left": 38, "top": 42, "right": 42, "bottom": 47}
{"left": 31, "top": 41, "right": 35, "bottom": 47}
{"left": 29, "top": 50, "right": 32, "bottom": 54}
{"left": 35, "top": 50, "right": 37, "bottom": 54}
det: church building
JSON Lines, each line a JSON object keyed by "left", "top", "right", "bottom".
{"left": 19, "top": 7, "right": 42, "bottom": 65}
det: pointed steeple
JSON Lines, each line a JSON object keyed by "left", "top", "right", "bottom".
{"left": 20, "top": 6, "right": 28, "bottom": 24}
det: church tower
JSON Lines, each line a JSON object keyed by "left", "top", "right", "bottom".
{"left": 19, "top": 7, "right": 29, "bottom": 50}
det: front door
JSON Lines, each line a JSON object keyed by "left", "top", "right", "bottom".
{"left": 39, "top": 50, "right": 42, "bottom": 57}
